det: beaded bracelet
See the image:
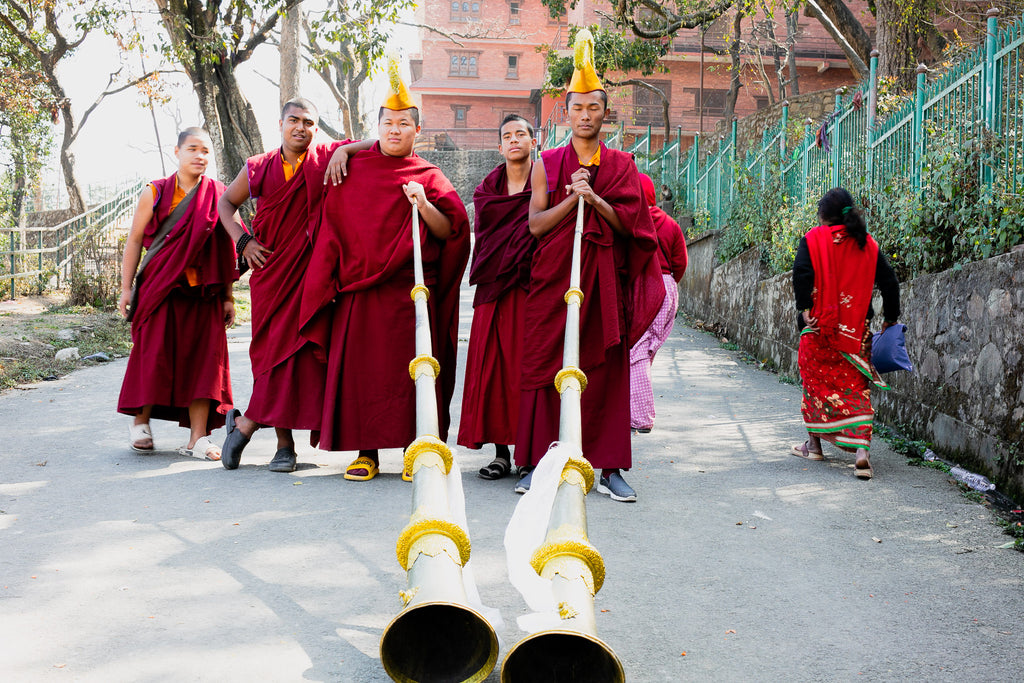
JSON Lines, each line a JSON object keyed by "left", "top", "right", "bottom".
{"left": 236, "top": 233, "right": 253, "bottom": 255}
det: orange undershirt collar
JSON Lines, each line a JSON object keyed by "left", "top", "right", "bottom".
{"left": 282, "top": 149, "right": 307, "bottom": 182}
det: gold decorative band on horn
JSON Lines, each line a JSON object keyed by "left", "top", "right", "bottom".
{"left": 563, "top": 286, "right": 585, "bottom": 305}
{"left": 408, "top": 354, "right": 441, "bottom": 381}
{"left": 396, "top": 517, "right": 472, "bottom": 570}
{"left": 409, "top": 283, "right": 430, "bottom": 302}
{"left": 404, "top": 435, "right": 453, "bottom": 475}
{"left": 562, "top": 454, "right": 596, "bottom": 493}
{"left": 530, "top": 537, "right": 606, "bottom": 594}
{"left": 554, "top": 366, "right": 588, "bottom": 394}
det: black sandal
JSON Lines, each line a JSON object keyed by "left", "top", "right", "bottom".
{"left": 478, "top": 457, "right": 511, "bottom": 480}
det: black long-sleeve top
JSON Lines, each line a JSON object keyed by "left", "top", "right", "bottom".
{"left": 792, "top": 236, "right": 901, "bottom": 331}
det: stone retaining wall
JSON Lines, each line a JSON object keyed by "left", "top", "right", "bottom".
{"left": 680, "top": 232, "right": 1024, "bottom": 501}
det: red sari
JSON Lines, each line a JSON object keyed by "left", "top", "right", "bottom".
{"left": 457, "top": 162, "right": 534, "bottom": 449}
{"left": 243, "top": 142, "right": 349, "bottom": 430}
{"left": 515, "top": 142, "right": 663, "bottom": 470}
{"left": 117, "top": 174, "right": 237, "bottom": 430}
{"left": 300, "top": 144, "right": 470, "bottom": 451}
{"left": 799, "top": 224, "right": 887, "bottom": 451}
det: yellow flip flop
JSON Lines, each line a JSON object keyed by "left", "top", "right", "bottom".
{"left": 344, "top": 456, "right": 379, "bottom": 481}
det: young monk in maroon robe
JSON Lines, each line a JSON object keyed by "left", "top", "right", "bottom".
{"left": 514, "top": 72, "right": 664, "bottom": 502}
{"left": 300, "top": 85, "right": 470, "bottom": 482}
{"left": 458, "top": 114, "right": 537, "bottom": 480}
{"left": 216, "top": 98, "right": 371, "bottom": 473}
{"left": 118, "top": 127, "right": 238, "bottom": 460}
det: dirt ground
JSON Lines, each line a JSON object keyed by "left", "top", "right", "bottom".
{"left": 0, "top": 294, "right": 131, "bottom": 392}
{"left": 0, "top": 278, "right": 252, "bottom": 393}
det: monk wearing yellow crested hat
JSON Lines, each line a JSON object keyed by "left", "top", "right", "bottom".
{"left": 513, "top": 28, "right": 665, "bottom": 502}
{"left": 300, "top": 59, "right": 470, "bottom": 481}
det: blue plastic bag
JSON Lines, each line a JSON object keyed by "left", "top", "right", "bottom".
{"left": 872, "top": 323, "right": 913, "bottom": 374}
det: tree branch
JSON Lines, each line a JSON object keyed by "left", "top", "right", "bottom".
{"left": 805, "top": 0, "right": 869, "bottom": 79}
{"left": 626, "top": 0, "right": 737, "bottom": 39}
{"left": 235, "top": 0, "right": 305, "bottom": 65}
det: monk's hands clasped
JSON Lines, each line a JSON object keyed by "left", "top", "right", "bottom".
{"left": 565, "top": 167, "right": 599, "bottom": 205}
{"left": 243, "top": 239, "right": 273, "bottom": 270}
{"left": 403, "top": 182, "right": 428, "bottom": 210}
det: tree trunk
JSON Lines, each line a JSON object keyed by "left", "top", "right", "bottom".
{"left": 786, "top": 11, "right": 800, "bottom": 97}
{"left": 810, "top": 0, "right": 873, "bottom": 65}
{"left": 805, "top": 0, "right": 870, "bottom": 80}
{"left": 192, "top": 60, "right": 264, "bottom": 181}
{"left": 58, "top": 100, "right": 86, "bottom": 213}
{"left": 280, "top": 2, "right": 302, "bottom": 109}
{"left": 722, "top": 12, "right": 743, "bottom": 123}
{"left": 875, "top": 0, "right": 921, "bottom": 91}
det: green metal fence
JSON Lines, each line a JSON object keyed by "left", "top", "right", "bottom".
{"left": 1, "top": 180, "right": 144, "bottom": 298}
{"left": 676, "top": 10, "right": 1024, "bottom": 231}
{"left": 541, "top": 11, "right": 1024, "bottom": 235}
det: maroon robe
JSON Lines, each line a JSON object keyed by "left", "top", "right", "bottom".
{"left": 300, "top": 143, "right": 470, "bottom": 451}
{"left": 118, "top": 174, "right": 237, "bottom": 431}
{"left": 243, "top": 141, "right": 349, "bottom": 430}
{"left": 457, "top": 162, "right": 534, "bottom": 449}
{"left": 515, "top": 142, "right": 663, "bottom": 469}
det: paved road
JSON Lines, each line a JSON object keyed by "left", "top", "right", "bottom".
{"left": 2, "top": 281, "right": 1022, "bottom": 681}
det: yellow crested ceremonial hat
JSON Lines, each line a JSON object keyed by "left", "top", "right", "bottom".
{"left": 567, "top": 28, "right": 604, "bottom": 94}
{"left": 382, "top": 57, "right": 417, "bottom": 111}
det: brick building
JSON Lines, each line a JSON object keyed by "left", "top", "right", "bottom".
{"left": 409, "top": 1, "right": 875, "bottom": 150}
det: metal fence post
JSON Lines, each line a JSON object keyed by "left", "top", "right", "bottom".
{"left": 801, "top": 118, "right": 813, "bottom": 204}
{"left": 780, "top": 100, "right": 789, "bottom": 159}
{"left": 832, "top": 88, "right": 843, "bottom": 188}
{"left": 8, "top": 229, "right": 15, "bottom": 299}
{"left": 729, "top": 117, "right": 738, "bottom": 206}
{"left": 690, "top": 133, "right": 699, "bottom": 211}
{"left": 913, "top": 64, "right": 928, "bottom": 190}
{"left": 867, "top": 50, "right": 879, "bottom": 186}
{"left": 983, "top": 8, "right": 1001, "bottom": 188}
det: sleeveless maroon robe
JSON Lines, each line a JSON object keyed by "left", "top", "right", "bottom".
{"left": 514, "top": 143, "right": 663, "bottom": 470}
{"left": 300, "top": 143, "right": 470, "bottom": 451}
{"left": 243, "top": 141, "right": 349, "bottom": 430}
{"left": 118, "top": 174, "right": 237, "bottom": 430}
{"left": 457, "top": 162, "right": 534, "bottom": 449}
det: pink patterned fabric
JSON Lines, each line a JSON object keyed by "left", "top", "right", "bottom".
{"left": 629, "top": 274, "right": 679, "bottom": 429}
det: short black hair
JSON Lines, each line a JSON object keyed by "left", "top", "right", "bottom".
{"left": 565, "top": 90, "right": 608, "bottom": 110}
{"left": 282, "top": 97, "right": 319, "bottom": 120}
{"left": 177, "top": 127, "right": 211, "bottom": 147}
{"left": 378, "top": 106, "right": 420, "bottom": 126}
{"left": 498, "top": 114, "right": 535, "bottom": 141}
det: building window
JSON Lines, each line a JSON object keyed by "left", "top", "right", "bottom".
{"left": 451, "top": 0, "right": 480, "bottom": 21}
{"left": 509, "top": 1, "right": 520, "bottom": 24}
{"left": 632, "top": 80, "right": 672, "bottom": 126}
{"left": 449, "top": 51, "right": 480, "bottom": 77}
{"left": 452, "top": 105, "right": 469, "bottom": 128}
{"left": 506, "top": 54, "right": 520, "bottom": 79}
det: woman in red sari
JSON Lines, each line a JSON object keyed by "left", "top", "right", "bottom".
{"left": 791, "top": 188, "right": 900, "bottom": 478}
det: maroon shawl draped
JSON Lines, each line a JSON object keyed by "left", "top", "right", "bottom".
{"left": 133, "top": 174, "right": 237, "bottom": 327}
{"left": 245, "top": 141, "right": 349, "bottom": 377}
{"left": 805, "top": 224, "right": 879, "bottom": 354}
{"left": 469, "top": 162, "right": 535, "bottom": 306}
{"left": 300, "top": 143, "right": 470, "bottom": 425}
{"left": 521, "top": 142, "right": 663, "bottom": 389}
{"left": 652, "top": 205, "right": 688, "bottom": 282}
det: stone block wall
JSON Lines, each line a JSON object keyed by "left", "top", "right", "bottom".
{"left": 420, "top": 149, "right": 503, "bottom": 212}
{"left": 680, "top": 232, "right": 1024, "bottom": 501}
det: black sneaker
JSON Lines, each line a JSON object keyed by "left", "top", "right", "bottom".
{"left": 596, "top": 472, "right": 637, "bottom": 502}
{"left": 268, "top": 447, "right": 297, "bottom": 473}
